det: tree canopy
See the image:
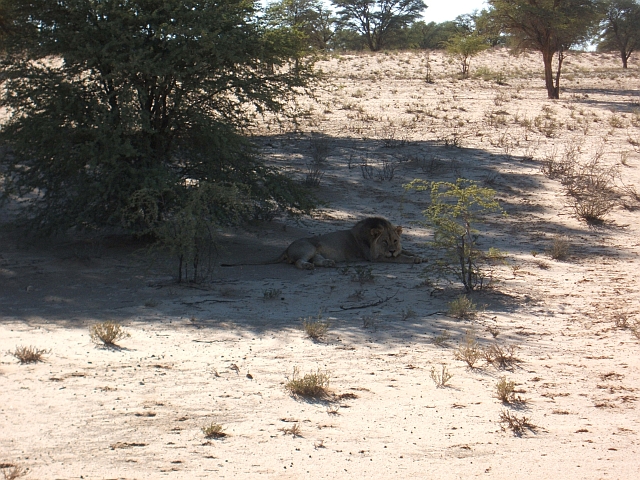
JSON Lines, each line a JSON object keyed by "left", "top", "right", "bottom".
{"left": 0, "top": 0, "right": 315, "bottom": 235}
{"left": 597, "top": 0, "right": 640, "bottom": 68}
{"left": 488, "top": 0, "right": 600, "bottom": 99}
{"left": 331, "top": 0, "right": 427, "bottom": 51}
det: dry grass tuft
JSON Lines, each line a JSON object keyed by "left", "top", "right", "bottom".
{"left": 278, "top": 423, "right": 302, "bottom": 436}
{"left": 430, "top": 364, "right": 453, "bottom": 387}
{"left": 9, "top": 346, "right": 50, "bottom": 364}
{"left": 496, "top": 376, "right": 526, "bottom": 404}
{"left": 548, "top": 235, "right": 570, "bottom": 260}
{"left": 454, "top": 330, "right": 482, "bottom": 368}
{"left": 285, "top": 366, "right": 331, "bottom": 398}
{"left": 499, "top": 410, "right": 537, "bottom": 436}
{"left": 1, "top": 465, "right": 27, "bottom": 480}
{"left": 201, "top": 422, "right": 227, "bottom": 439}
{"left": 483, "top": 343, "right": 521, "bottom": 369}
{"left": 302, "top": 316, "right": 330, "bottom": 340}
{"left": 90, "top": 321, "right": 130, "bottom": 346}
{"left": 447, "top": 295, "right": 478, "bottom": 319}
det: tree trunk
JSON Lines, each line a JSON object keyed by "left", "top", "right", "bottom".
{"left": 621, "top": 50, "right": 628, "bottom": 69}
{"left": 542, "top": 49, "right": 559, "bottom": 99}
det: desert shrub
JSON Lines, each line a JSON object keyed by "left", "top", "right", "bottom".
{"left": 447, "top": 295, "right": 478, "bottom": 319}
{"left": 483, "top": 343, "right": 520, "bottom": 369}
{"left": 201, "top": 423, "right": 226, "bottom": 439}
{"left": 496, "top": 376, "right": 525, "bottom": 404}
{"left": 432, "top": 330, "right": 450, "bottom": 347}
{"left": 9, "top": 346, "right": 50, "bottom": 364}
{"left": 547, "top": 235, "right": 570, "bottom": 260}
{"left": 263, "top": 288, "right": 282, "bottom": 300}
{"left": 499, "top": 410, "right": 537, "bottom": 436}
{"left": 0, "top": 1, "right": 315, "bottom": 235}
{"left": 405, "top": 178, "right": 505, "bottom": 292}
{"left": 351, "top": 265, "right": 375, "bottom": 284}
{"left": 285, "top": 366, "right": 331, "bottom": 398}
{"left": 278, "top": 423, "right": 302, "bottom": 436}
{"left": 454, "top": 330, "right": 482, "bottom": 367}
{"left": 302, "top": 315, "right": 330, "bottom": 340}
{"left": 0, "top": 465, "right": 27, "bottom": 480}
{"left": 445, "top": 33, "right": 489, "bottom": 78}
{"left": 430, "top": 364, "right": 453, "bottom": 387}
{"left": 90, "top": 321, "right": 130, "bottom": 346}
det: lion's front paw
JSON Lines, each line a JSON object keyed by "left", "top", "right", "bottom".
{"left": 413, "top": 257, "right": 424, "bottom": 264}
{"left": 321, "top": 259, "right": 336, "bottom": 267}
{"left": 295, "top": 260, "right": 315, "bottom": 270}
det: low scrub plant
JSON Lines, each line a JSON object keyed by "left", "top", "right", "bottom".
{"left": 484, "top": 343, "right": 520, "bottom": 369}
{"left": 447, "top": 295, "right": 478, "bottom": 319}
{"left": 278, "top": 423, "right": 302, "bottom": 436}
{"left": 496, "top": 376, "right": 525, "bottom": 404}
{"left": 499, "top": 410, "right": 537, "bottom": 436}
{"left": 263, "top": 288, "right": 282, "bottom": 300}
{"left": 454, "top": 330, "right": 482, "bottom": 367}
{"left": 548, "top": 235, "right": 570, "bottom": 260}
{"left": 90, "top": 321, "right": 130, "bottom": 346}
{"left": 302, "top": 315, "right": 330, "bottom": 340}
{"left": 285, "top": 366, "right": 331, "bottom": 398}
{"left": 9, "top": 346, "right": 50, "bottom": 364}
{"left": 201, "top": 422, "right": 226, "bottom": 439}
{"left": 430, "top": 364, "right": 453, "bottom": 387}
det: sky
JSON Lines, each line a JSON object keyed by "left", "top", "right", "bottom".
{"left": 423, "top": 1, "right": 489, "bottom": 23}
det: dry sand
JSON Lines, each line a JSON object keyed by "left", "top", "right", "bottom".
{"left": 1, "top": 48, "right": 640, "bottom": 479}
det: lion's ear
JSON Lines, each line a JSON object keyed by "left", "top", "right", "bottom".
{"left": 396, "top": 226, "right": 403, "bottom": 235}
{"left": 370, "top": 227, "right": 383, "bottom": 239}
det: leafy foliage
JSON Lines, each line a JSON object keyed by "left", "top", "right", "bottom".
{"left": 488, "top": 0, "right": 600, "bottom": 98}
{"left": 445, "top": 32, "right": 490, "bottom": 78}
{"left": 405, "top": 178, "right": 505, "bottom": 292}
{"left": 597, "top": 0, "right": 640, "bottom": 68}
{"left": 0, "top": 0, "right": 315, "bottom": 235}
{"left": 332, "top": 0, "right": 427, "bottom": 51}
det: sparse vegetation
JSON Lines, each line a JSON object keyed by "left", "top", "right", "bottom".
{"left": 430, "top": 364, "right": 454, "bottom": 387}
{"left": 496, "top": 376, "right": 526, "bottom": 404}
{"left": 278, "top": 423, "right": 302, "bottom": 436}
{"left": 302, "top": 315, "right": 330, "bottom": 340}
{"left": 432, "top": 330, "right": 451, "bottom": 347}
{"left": 454, "top": 330, "right": 482, "bottom": 367}
{"left": 0, "top": 465, "right": 27, "bottom": 480}
{"left": 405, "top": 178, "right": 505, "bottom": 291}
{"left": 9, "top": 346, "right": 50, "bottom": 364}
{"left": 548, "top": 235, "right": 570, "bottom": 260}
{"left": 499, "top": 410, "right": 537, "bottom": 436}
{"left": 285, "top": 366, "right": 331, "bottom": 398}
{"left": 351, "top": 265, "right": 375, "bottom": 284}
{"left": 263, "top": 288, "right": 282, "bottom": 300}
{"left": 447, "top": 295, "right": 478, "bottom": 319}
{"left": 90, "top": 321, "right": 130, "bottom": 346}
{"left": 484, "top": 343, "right": 521, "bottom": 369}
{"left": 201, "top": 422, "right": 227, "bottom": 439}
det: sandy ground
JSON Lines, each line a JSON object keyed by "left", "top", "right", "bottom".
{"left": 1, "top": 48, "right": 640, "bottom": 479}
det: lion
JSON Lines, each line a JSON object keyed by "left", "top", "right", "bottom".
{"left": 221, "top": 217, "right": 423, "bottom": 270}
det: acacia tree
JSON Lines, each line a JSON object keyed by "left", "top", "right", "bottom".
{"left": 0, "top": 0, "right": 315, "bottom": 235}
{"left": 331, "top": 0, "right": 427, "bottom": 51}
{"left": 488, "top": 0, "right": 600, "bottom": 99}
{"left": 445, "top": 33, "right": 490, "bottom": 78}
{"left": 598, "top": 0, "right": 640, "bottom": 68}
{"left": 266, "top": 0, "right": 337, "bottom": 51}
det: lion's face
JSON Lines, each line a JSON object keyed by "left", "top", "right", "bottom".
{"left": 370, "top": 225, "right": 403, "bottom": 259}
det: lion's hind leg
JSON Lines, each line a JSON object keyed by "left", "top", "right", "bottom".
{"left": 286, "top": 239, "right": 318, "bottom": 270}
{"left": 311, "top": 254, "right": 336, "bottom": 268}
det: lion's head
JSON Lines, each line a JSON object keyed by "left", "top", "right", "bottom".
{"left": 352, "top": 217, "right": 403, "bottom": 261}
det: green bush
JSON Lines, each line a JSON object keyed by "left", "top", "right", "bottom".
{"left": 405, "top": 178, "right": 505, "bottom": 291}
{"left": 0, "top": 1, "right": 316, "bottom": 235}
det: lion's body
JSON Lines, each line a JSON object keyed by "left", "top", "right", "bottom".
{"left": 222, "top": 217, "right": 422, "bottom": 270}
